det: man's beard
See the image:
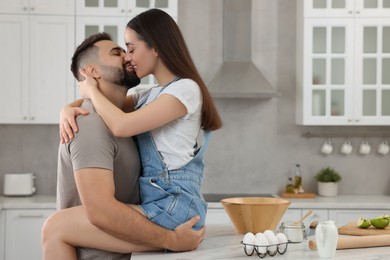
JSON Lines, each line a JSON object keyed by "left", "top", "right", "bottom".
{"left": 100, "top": 65, "right": 140, "bottom": 90}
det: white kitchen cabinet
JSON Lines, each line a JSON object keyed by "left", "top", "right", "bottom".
{"left": 76, "top": 0, "right": 177, "bottom": 19}
{"left": 328, "top": 209, "right": 387, "bottom": 227}
{"left": 0, "top": 210, "right": 4, "bottom": 260}
{"left": 296, "top": 0, "right": 390, "bottom": 125}
{"left": 76, "top": 16, "right": 125, "bottom": 47}
{"left": 4, "top": 209, "right": 55, "bottom": 260}
{"left": 0, "top": 14, "right": 75, "bottom": 124}
{"left": 205, "top": 208, "right": 232, "bottom": 225}
{"left": 303, "top": 0, "right": 390, "bottom": 18}
{"left": 306, "top": 208, "right": 328, "bottom": 223}
{"left": 75, "top": 0, "right": 177, "bottom": 30}
{"left": 0, "top": 0, "right": 179, "bottom": 123}
{"left": 0, "top": 0, "right": 74, "bottom": 15}
{"left": 280, "top": 209, "right": 328, "bottom": 230}
{"left": 279, "top": 208, "right": 302, "bottom": 224}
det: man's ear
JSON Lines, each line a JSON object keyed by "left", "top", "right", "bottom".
{"left": 152, "top": 48, "right": 159, "bottom": 57}
{"left": 84, "top": 64, "right": 101, "bottom": 79}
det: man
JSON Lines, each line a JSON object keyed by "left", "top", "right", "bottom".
{"left": 42, "top": 33, "right": 204, "bottom": 259}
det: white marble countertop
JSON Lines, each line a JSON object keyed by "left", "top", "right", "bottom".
{"left": 1, "top": 194, "right": 389, "bottom": 210}
{"left": 1, "top": 195, "right": 389, "bottom": 259}
{"left": 132, "top": 224, "right": 390, "bottom": 260}
{"left": 0, "top": 195, "right": 56, "bottom": 210}
{"left": 207, "top": 195, "right": 390, "bottom": 209}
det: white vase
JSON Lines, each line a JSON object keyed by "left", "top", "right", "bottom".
{"left": 317, "top": 182, "right": 338, "bottom": 197}
{"left": 315, "top": 220, "right": 338, "bottom": 258}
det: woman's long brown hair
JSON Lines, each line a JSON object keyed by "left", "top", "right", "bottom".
{"left": 127, "top": 9, "right": 222, "bottom": 131}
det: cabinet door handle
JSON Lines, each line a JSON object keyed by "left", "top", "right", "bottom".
{"left": 23, "top": 7, "right": 28, "bottom": 11}
{"left": 30, "top": 7, "right": 35, "bottom": 11}
{"left": 18, "top": 213, "right": 44, "bottom": 218}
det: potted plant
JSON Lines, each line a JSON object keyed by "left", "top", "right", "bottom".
{"left": 314, "top": 167, "right": 342, "bottom": 197}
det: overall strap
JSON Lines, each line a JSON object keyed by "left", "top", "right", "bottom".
{"left": 189, "top": 131, "right": 211, "bottom": 162}
{"left": 135, "top": 76, "right": 181, "bottom": 109}
{"left": 201, "top": 131, "right": 211, "bottom": 150}
{"left": 135, "top": 89, "right": 152, "bottom": 109}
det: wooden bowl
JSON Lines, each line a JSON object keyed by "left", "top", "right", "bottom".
{"left": 221, "top": 197, "right": 291, "bottom": 234}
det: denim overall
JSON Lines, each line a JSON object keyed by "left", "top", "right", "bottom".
{"left": 135, "top": 78, "right": 210, "bottom": 230}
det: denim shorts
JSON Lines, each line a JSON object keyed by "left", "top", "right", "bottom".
{"left": 138, "top": 174, "right": 208, "bottom": 230}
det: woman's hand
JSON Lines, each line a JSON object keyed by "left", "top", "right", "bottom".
{"left": 79, "top": 69, "right": 99, "bottom": 99}
{"left": 59, "top": 105, "right": 89, "bottom": 143}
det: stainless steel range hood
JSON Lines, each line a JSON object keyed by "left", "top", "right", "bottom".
{"left": 209, "top": 0, "right": 280, "bottom": 99}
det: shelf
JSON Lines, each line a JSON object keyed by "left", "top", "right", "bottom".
{"left": 302, "top": 132, "right": 390, "bottom": 139}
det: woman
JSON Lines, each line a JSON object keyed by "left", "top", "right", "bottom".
{"left": 45, "top": 8, "right": 222, "bottom": 258}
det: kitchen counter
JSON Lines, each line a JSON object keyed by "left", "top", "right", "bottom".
{"left": 0, "top": 195, "right": 56, "bottom": 210}
{"left": 132, "top": 224, "right": 390, "bottom": 260}
{"left": 0, "top": 194, "right": 389, "bottom": 210}
{"left": 1, "top": 195, "right": 389, "bottom": 259}
{"left": 207, "top": 194, "right": 390, "bottom": 210}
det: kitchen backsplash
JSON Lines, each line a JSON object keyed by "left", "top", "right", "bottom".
{"left": 0, "top": 0, "right": 390, "bottom": 196}
{"left": 1, "top": 123, "right": 390, "bottom": 196}
{"left": 0, "top": 125, "right": 58, "bottom": 195}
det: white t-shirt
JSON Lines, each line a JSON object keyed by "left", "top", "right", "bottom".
{"left": 133, "top": 78, "right": 202, "bottom": 170}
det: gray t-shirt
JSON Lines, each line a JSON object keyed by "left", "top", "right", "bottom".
{"left": 56, "top": 100, "right": 141, "bottom": 260}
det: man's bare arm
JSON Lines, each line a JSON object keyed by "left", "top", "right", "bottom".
{"left": 75, "top": 168, "right": 205, "bottom": 251}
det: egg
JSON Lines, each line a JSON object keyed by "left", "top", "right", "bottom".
{"left": 263, "top": 230, "right": 278, "bottom": 254}
{"left": 276, "top": 232, "right": 288, "bottom": 251}
{"left": 255, "top": 232, "right": 266, "bottom": 239}
{"left": 263, "top": 229, "right": 275, "bottom": 238}
{"left": 276, "top": 232, "right": 288, "bottom": 243}
{"left": 254, "top": 233, "right": 268, "bottom": 254}
{"left": 242, "top": 232, "right": 255, "bottom": 253}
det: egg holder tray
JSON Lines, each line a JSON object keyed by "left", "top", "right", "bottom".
{"left": 240, "top": 241, "right": 289, "bottom": 258}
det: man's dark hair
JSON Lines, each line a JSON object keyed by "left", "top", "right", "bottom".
{"left": 70, "top": 32, "right": 112, "bottom": 81}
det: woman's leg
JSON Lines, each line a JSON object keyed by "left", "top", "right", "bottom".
{"left": 42, "top": 205, "right": 159, "bottom": 260}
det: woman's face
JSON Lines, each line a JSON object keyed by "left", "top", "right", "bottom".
{"left": 124, "top": 28, "right": 157, "bottom": 79}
